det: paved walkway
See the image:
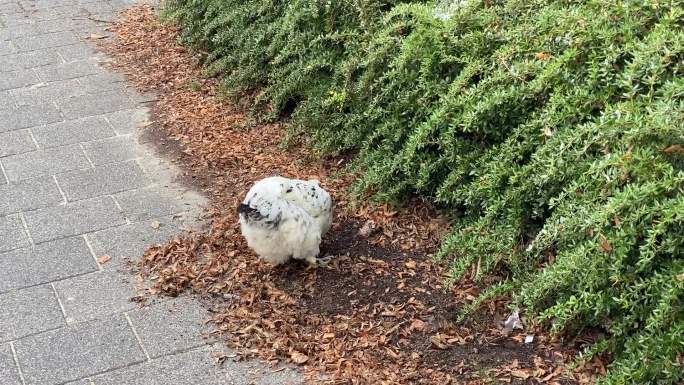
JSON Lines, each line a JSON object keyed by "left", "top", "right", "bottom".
{"left": 0, "top": 1, "right": 300, "bottom": 384}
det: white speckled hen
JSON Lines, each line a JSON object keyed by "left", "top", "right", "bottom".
{"left": 238, "top": 176, "right": 333, "bottom": 266}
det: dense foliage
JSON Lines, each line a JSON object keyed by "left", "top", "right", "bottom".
{"left": 165, "top": 0, "right": 684, "bottom": 383}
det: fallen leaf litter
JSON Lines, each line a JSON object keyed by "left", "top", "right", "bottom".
{"left": 98, "top": 6, "right": 603, "bottom": 385}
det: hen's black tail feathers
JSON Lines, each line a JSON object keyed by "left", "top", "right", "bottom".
{"left": 239, "top": 202, "right": 282, "bottom": 229}
{"left": 238, "top": 203, "right": 261, "bottom": 219}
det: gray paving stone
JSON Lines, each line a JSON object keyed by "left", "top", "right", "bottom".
{"left": 109, "top": 0, "right": 139, "bottom": 7}
{"left": 18, "top": 0, "right": 84, "bottom": 9}
{"left": 0, "top": 103, "right": 63, "bottom": 133}
{"left": 37, "top": 4, "right": 94, "bottom": 20}
{"left": 0, "top": 144, "right": 90, "bottom": 181}
{"left": 13, "top": 314, "right": 146, "bottom": 385}
{"left": 127, "top": 296, "right": 212, "bottom": 358}
{"left": 0, "top": 237, "right": 98, "bottom": 293}
{"left": 0, "top": 16, "right": 25, "bottom": 28}
{"left": 24, "top": 196, "right": 126, "bottom": 243}
{"left": 13, "top": 30, "right": 80, "bottom": 52}
{"left": 87, "top": 216, "right": 186, "bottom": 263}
{"left": 78, "top": 72, "right": 127, "bottom": 94}
{"left": 0, "top": 214, "right": 29, "bottom": 253}
{"left": 0, "top": 285, "right": 65, "bottom": 343}
{"left": 0, "top": 344, "right": 21, "bottom": 385}
{"left": 81, "top": 136, "right": 142, "bottom": 165}
{"left": 0, "top": 2, "right": 22, "bottom": 14}
{"left": 0, "top": 25, "right": 33, "bottom": 42}
{"left": 114, "top": 188, "right": 187, "bottom": 222}
{"left": 92, "top": 346, "right": 225, "bottom": 385}
{"left": 56, "top": 161, "right": 151, "bottom": 201}
{"left": 34, "top": 59, "right": 101, "bottom": 83}
{"left": 57, "top": 90, "right": 136, "bottom": 120}
{"left": 0, "top": 50, "right": 62, "bottom": 72}
{"left": 30, "top": 18, "right": 75, "bottom": 35}
{"left": 1, "top": 8, "right": 54, "bottom": 24}
{"left": 55, "top": 43, "right": 95, "bottom": 62}
{"left": 78, "top": 1, "right": 116, "bottom": 16}
{"left": 70, "top": 19, "right": 111, "bottom": 35}
{"left": 0, "top": 20, "right": 72, "bottom": 41}
{"left": 0, "top": 40, "right": 17, "bottom": 56}
{"left": 216, "top": 359, "right": 303, "bottom": 385}
{"left": 104, "top": 108, "right": 150, "bottom": 136}
{"left": 0, "top": 176, "right": 63, "bottom": 216}
{"left": 64, "top": 380, "right": 92, "bottom": 385}
{"left": 31, "top": 116, "right": 114, "bottom": 148}
{"left": 11, "top": 79, "right": 83, "bottom": 106}
{"left": 0, "top": 129, "right": 36, "bottom": 157}
{"left": 0, "top": 90, "right": 14, "bottom": 109}
{"left": 54, "top": 270, "right": 138, "bottom": 323}
{"left": 0, "top": 68, "right": 40, "bottom": 91}
{"left": 125, "top": 88, "right": 158, "bottom": 104}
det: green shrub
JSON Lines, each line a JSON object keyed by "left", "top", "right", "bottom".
{"left": 166, "top": 0, "right": 417, "bottom": 115}
{"left": 165, "top": 0, "right": 684, "bottom": 383}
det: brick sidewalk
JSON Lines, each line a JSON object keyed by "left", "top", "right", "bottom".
{"left": 0, "top": 1, "right": 300, "bottom": 384}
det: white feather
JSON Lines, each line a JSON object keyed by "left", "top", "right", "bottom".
{"left": 238, "top": 176, "right": 333, "bottom": 265}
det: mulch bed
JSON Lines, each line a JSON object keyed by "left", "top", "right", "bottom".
{"left": 99, "top": 5, "right": 603, "bottom": 384}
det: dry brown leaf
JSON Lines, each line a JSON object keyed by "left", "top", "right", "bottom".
{"left": 600, "top": 237, "right": 613, "bottom": 253}
{"left": 663, "top": 144, "right": 684, "bottom": 154}
{"left": 290, "top": 351, "right": 309, "bottom": 365}
{"left": 613, "top": 216, "right": 622, "bottom": 226}
{"left": 535, "top": 52, "right": 552, "bottom": 60}
{"left": 541, "top": 366, "right": 564, "bottom": 381}
{"left": 430, "top": 334, "right": 451, "bottom": 350}
{"left": 358, "top": 220, "right": 377, "bottom": 237}
{"left": 511, "top": 369, "right": 532, "bottom": 379}
{"left": 410, "top": 319, "right": 426, "bottom": 331}
{"left": 97, "top": 255, "right": 112, "bottom": 264}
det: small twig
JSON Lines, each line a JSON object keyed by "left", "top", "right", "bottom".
{"left": 72, "top": 16, "right": 113, "bottom": 23}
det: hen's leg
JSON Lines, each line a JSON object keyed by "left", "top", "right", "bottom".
{"left": 315, "top": 255, "right": 334, "bottom": 267}
{"left": 304, "top": 255, "right": 318, "bottom": 266}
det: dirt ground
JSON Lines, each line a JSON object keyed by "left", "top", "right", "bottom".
{"left": 100, "top": 6, "right": 603, "bottom": 385}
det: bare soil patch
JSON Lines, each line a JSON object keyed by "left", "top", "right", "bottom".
{"left": 99, "top": 6, "right": 601, "bottom": 385}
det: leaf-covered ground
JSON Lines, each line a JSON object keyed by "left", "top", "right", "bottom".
{"left": 99, "top": 6, "right": 602, "bottom": 384}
